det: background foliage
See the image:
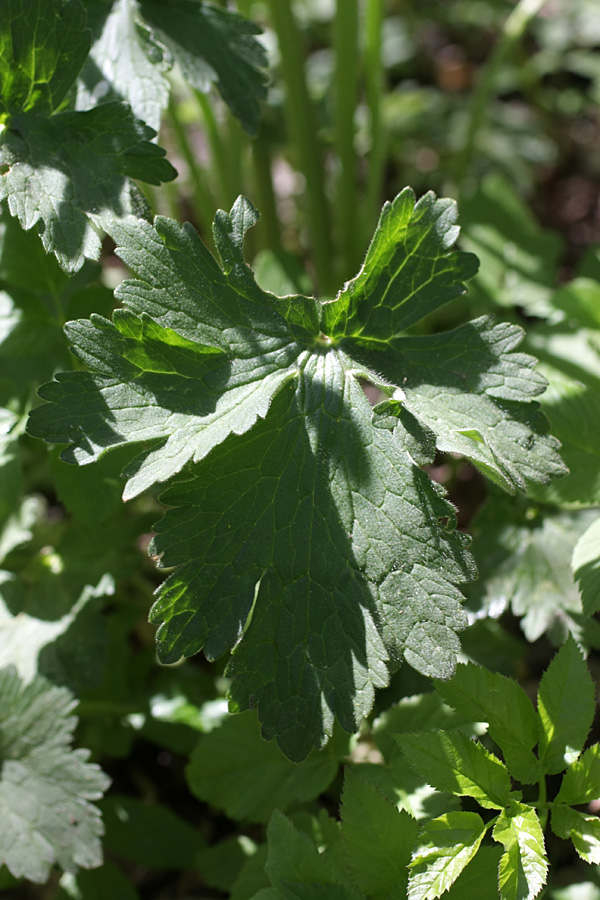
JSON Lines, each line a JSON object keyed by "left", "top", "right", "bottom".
{"left": 1, "top": 0, "right": 600, "bottom": 897}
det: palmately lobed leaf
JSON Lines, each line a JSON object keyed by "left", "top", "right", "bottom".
{"left": 28, "top": 189, "right": 565, "bottom": 760}
{"left": 0, "top": 0, "right": 91, "bottom": 120}
{"left": 0, "top": 0, "right": 176, "bottom": 272}
{"left": 0, "top": 666, "right": 109, "bottom": 883}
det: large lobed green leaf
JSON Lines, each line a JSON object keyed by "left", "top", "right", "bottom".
{"left": 0, "top": 666, "right": 109, "bottom": 883}
{"left": 0, "top": 0, "right": 176, "bottom": 272}
{"left": 28, "top": 189, "right": 565, "bottom": 760}
{"left": 78, "top": 0, "right": 268, "bottom": 134}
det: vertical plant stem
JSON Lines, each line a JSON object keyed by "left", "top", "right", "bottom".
{"left": 251, "top": 135, "right": 282, "bottom": 255}
{"left": 195, "top": 89, "right": 235, "bottom": 208}
{"left": 265, "top": 0, "right": 334, "bottom": 293}
{"left": 334, "top": 0, "right": 359, "bottom": 279}
{"left": 538, "top": 775, "right": 548, "bottom": 830}
{"left": 364, "top": 0, "right": 386, "bottom": 251}
{"left": 167, "top": 94, "right": 216, "bottom": 234}
{"left": 452, "top": 0, "right": 548, "bottom": 193}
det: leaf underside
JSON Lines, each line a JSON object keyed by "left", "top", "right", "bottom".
{"left": 27, "top": 188, "right": 565, "bottom": 760}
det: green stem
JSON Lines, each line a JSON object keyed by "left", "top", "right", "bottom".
{"left": 265, "top": 0, "right": 334, "bottom": 294}
{"left": 167, "top": 93, "right": 217, "bottom": 235}
{"left": 334, "top": 0, "right": 359, "bottom": 279}
{"left": 195, "top": 89, "right": 235, "bottom": 208}
{"left": 538, "top": 776, "right": 548, "bottom": 830}
{"left": 364, "top": 0, "right": 386, "bottom": 244}
{"left": 452, "top": 0, "right": 548, "bottom": 193}
{"left": 251, "top": 135, "right": 282, "bottom": 255}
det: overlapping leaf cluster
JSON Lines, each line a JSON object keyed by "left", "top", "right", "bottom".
{"left": 251, "top": 639, "right": 600, "bottom": 900}
{"left": 28, "top": 188, "right": 565, "bottom": 760}
{"left": 0, "top": 0, "right": 267, "bottom": 273}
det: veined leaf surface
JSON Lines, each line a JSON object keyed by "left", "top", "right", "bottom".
{"left": 28, "top": 190, "right": 565, "bottom": 760}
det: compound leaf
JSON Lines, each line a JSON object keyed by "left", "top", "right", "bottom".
{"left": 408, "top": 811, "right": 486, "bottom": 900}
{"left": 0, "top": 666, "right": 109, "bottom": 883}
{"left": 435, "top": 662, "right": 541, "bottom": 783}
{"left": 493, "top": 802, "right": 548, "bottom": 900}
{"left": 551, "top": 806, "right": 600, "bottom": 865}
{"left": 537, "top": 636, "right": 595, "bottom": 774}
{"left": 555, "top": 743, "right": 600, "bottom": 806}
{"left": 396, "top": 729, "right": 512, "bottom": 809}
{"left": 27, "top": 190, "right": 564, "bottom": 760}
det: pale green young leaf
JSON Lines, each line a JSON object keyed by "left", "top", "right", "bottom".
{"left": 555, "top": 744, "right": 600, "bottom": 806}
{"left": 573, "top": 517, "right": 600, "bottom": 617}
{"left": 0, "top": 666, "right": 109, "bottom": 883}
{"left": 434, "top": 663, "right": 541, "bottom": 783}
{"left": 340, "top": 769, "right": 417, "bottom": 898}
{"left": 27, "top": 192, "right": 564, "bottom": 760}
{"left": 408, "top": 811, "right": 487, "bottom": 900}
{"left": 493, "top": 802, "right": 548, "bottom": 900}
{"left": 551, "top": 806, "right": 600, "bottom": 865}
{"left": 537, "top": 636, "right": 595, "bottom": 774}
{"left": 0, "top": 0, "right": 90, "bottom": 120}
{"left": 185, "top": 710, "right": 343, "bottom": 824}
{"left": 396, "top": 730, "right": 512, "bottom": 809}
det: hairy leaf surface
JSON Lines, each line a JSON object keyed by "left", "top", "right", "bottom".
{"left": 28, "top": 190, "right": 564, "bottom": 759}
{"left": 0, "top": 0, "right": 176, "bottom": 272}
{"left": 0, "top": 666, "right": 109, "bottom": 883}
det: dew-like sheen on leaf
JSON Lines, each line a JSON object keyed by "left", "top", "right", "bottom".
{"left": 28, "top": 189, "right": 565, "bottom": 760}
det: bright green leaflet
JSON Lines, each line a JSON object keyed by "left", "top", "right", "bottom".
{"left": 28, "top": 190, "right": 564, "bottom": 760}
{"left": 408, "top": 811, "right": 487, "bottom": 900}
{"left": 551, "top": 806, "right": 600, "bottom": 866}
{"left": 396, "top": 729, "right": 512, "bottom": 809}
{"left": 434, "top": 662, "right": 541, "bottom": 783}
{"left": 0, "top": 0, "right": 176, "bottom": 272}
{"left": 0, "top": 666, "right": 109, "bottom": 883}
{"left": 555, "top": 743, "right": 600, "bottom": 806}
{"left": 537, "top": 635, "right": 595, "bottom": 775}
{"left": 493, "top": 801, "right": 548, "bottom": 900}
